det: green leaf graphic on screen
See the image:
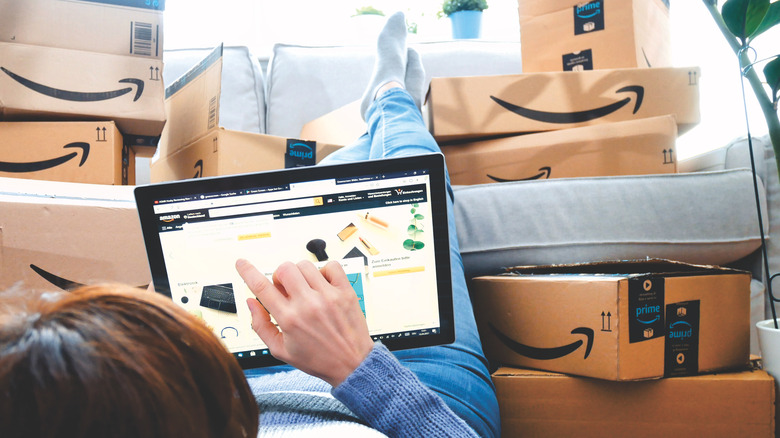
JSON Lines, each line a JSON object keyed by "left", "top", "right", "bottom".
{"left": 404, "top": 203, "right": 424, "bottom": 251}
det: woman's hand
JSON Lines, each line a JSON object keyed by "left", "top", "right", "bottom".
{"left": 236, "top": 259, "right": 374, "bottom": 387}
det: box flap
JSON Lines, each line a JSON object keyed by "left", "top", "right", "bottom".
{"left": 0, "top": 176, "right": 135, "bottom": 203}
{"left": 299, "top": 99, "right": 363, "bottom": 146}
{"left": 158, "top": 44, "right": 223, "bottom": 158}
{"left": 492, "top": 366, "right": 563, "bottom": 378}
{"left": 84, "top": 0, "right": 166, "bottom": 10}
{"left": 502, "top": 258, "right": 748, "bottom": 277}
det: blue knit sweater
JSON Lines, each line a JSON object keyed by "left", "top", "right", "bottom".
{"left": 246, "top": 343, "right": 478, "bottom": 437}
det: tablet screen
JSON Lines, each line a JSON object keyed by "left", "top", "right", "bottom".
{"left": 135, "top": 154, "right": 454, "bottom": 368}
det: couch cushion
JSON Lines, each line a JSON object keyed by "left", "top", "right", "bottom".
{"left": 265, "top": 41, "right": 522, "bottom": 138}
{"left": 680, "top": 135, "right": 777, "bottom": 321}
{"left": 453, "top": 169, "right": 767, "bottom": 279}
{"left": 163, "top": 46, "right": 266, "bottom": 134}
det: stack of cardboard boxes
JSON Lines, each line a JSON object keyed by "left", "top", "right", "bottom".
{"left": 150, "top": 46, "right": 342, "bottom": 182}
{"left": 0, "top": 0, "right": 167, "bottom": 185}
{"left": 424, "top": 1, "right": 774, "bottom": 435}
{"left": 431, "top": 0, "right": 689, "bottom": 184}
{"left": 473, "top": 260, "right": 773, "bottom": 436}
{"left": 0, "top": 0, "right": 166, "bottom": 292}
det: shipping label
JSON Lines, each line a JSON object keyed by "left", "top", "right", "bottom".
{"left": 664, "top": 300, "right": 700, "bottom": 377}
{"left": 573, "top": 0, "right": 605, "bottom": 35}
{"left": 285, "top": 140, "right": 317, "bottom": 168}
{"left": 562, "top": 49, "right": 594, "bottom": 71}
{"left": 628, "top": 276, "right": 664, "bottom": 343}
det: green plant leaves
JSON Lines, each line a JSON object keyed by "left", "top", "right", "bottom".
{"left": 754, "top": 1, "right": 780, "bottom": 40}
{"left": 441, "top": 0, "right": 489, "bottom": 17}
{"left": 414, "top": 214, "right": 424, "bottom": 220}
{"left": 765, "top": 55, "right": 780, "bottom": 104}
{"left": 722, "top": 0, "right": 773, "bottom": 44}
{"left": 403, "top": 239, "right": 425, "bottom": 250}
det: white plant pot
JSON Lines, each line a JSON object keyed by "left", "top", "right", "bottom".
{"left": 756, "top": 319, "right": 780, "bottom": 380}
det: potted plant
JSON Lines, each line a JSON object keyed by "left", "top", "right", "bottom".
{"left": 350, "top": 6, "right": 386, "bottom": 40}
{"left": 705, "top": 0, "right": 779, "bottom": 381}
{"left": 439, "top": 0, "right": 488, "bottom": 39}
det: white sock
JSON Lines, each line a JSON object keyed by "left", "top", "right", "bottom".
{"left": 404, "top": 48, "right": 425, "bottom": 112}
{"left": 360, "top": 11, "right": 408, "bottom": 120}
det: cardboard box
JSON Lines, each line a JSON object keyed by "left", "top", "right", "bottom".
{"left": 493, "top": 366, "right": 774, "bottom": 437}
{"left": 472, "top": 259, "right": 751, "bottom": 381}
{"left": 427, "top": 67, "right": 700, "bottom": 142}
{"left": 518, "top": 0, "right": 669, "bottom": 20}
{"left": 157, "top": 45, "right": 224, "bottom": 159}
{"left": 0, "top": 177, "right": 150, "bottom": 293}
{"left": 518, "top": 0, "right": 670, "bottom": 72}
{"left": 299, "top": 100, "right": 366, "bottom": 147}
{"left": 0, "top": 42, "right": 166, "bottom": 142}
{"left": 442, "top": 115, "right": 677, "bottom": 184}
{"left": 151, "top": 129, "right": 343, "bottom": 182}
{"left": 0, "top": 121, "right": 134, "bottom": 185}
{"left": 153, "top": 45, "right": 342, "bottom": 182}
{"left": 0, "top": 0, "right": 164, "bottom": 59}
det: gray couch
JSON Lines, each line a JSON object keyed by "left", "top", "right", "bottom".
{"left": 153, "top": 43, "right": 772, "bottom": 354}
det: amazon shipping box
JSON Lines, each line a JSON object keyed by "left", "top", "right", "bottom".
{"left": 0, "top": 42, "right": 166, "bottom": 148}
{"left": 151, "top": 130, "right": 342, "bottom": 182}
{"left": 427, "top": 67, "right": 700, "bottom": 142}
{"left": 0, "top": 177, "right": 150, "bottom": 293}
{"left": 442, "top": 115, "right": 677, "bottom": 184}
{"left": 153, "top": 46, "right": 341, "bottom": 182}
{"left": 518, "top": 0, "right": 671, "bottom": 72}
{"left": 471, "top": 259, "right": 751, "bottom": 381}
{"left": 0, "top": 121, "right": 134, "bottom": 185}
{"left": 0, "top": 0, "right": 164, "bottom": 59}
{"left": 299, "top": 100, "right": 366, "bottom": 147}
{"left": 493, "top": 366, "right": 774, "bottom": 437}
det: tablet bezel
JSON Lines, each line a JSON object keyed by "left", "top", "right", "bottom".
{"left": 134, "top": 153, "right": 454, "bottom": 369}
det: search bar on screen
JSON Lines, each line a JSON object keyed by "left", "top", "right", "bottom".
{"left": 209, "top": 197, "right": 323, "bottom": 218}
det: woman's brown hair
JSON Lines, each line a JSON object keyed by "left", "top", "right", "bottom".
{"left": 0, "top": 284, "right": 259, "bottom": 438}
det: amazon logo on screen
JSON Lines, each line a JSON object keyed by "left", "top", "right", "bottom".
{"left": 491, "top": 85, "right": 644, "bottom": 124}
{"left": 1, "top": 67, "right": 144, "bottom": 102}
{"left": 0, "top": 142, "right": 90, "bottom": 173}
{"left": 489, "top": 322, "right": 594, "bottom": 360}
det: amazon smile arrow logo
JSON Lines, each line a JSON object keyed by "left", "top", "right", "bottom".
{"left": 193, "top": 159, "right": 204, "bottom": 178}
{"left": 487, "top": 166, "right": 551, "bottom": 182}
{"left": 1, "top": 67, "right": 144, "bottom": 102}
{"left": 490, "top": 85, "right": 644, "bottom": 124}
{"left": 29, "top": 264, "right": 149, "bottom": 291}
{"left": 489, "top": 322, "right": 594, "bottom": 360}
{"left": 0, "top": 142, "right": 89, "bottom": 173}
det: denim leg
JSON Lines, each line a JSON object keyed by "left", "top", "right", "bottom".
{"left": 361, "top": 89, "right": 500, "bottom": 438}
{"left": 318, "top": 133, "right": 371, "bottom": 165}
{"left": 249, "top": 89, "right": 500, "bottom": 438}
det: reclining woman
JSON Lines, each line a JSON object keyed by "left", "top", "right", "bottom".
{"left": 0, "top": 12, "right": 500, "bottom": 438}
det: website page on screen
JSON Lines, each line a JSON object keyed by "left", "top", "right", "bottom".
{"left": 151, "top": 169, "right": 442, "bottom": 360}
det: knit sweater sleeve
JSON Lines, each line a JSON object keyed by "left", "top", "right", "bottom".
{"left": 331, "top": 343, "right": 479, "bottom": 438}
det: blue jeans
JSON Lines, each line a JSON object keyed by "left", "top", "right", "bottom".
{"left": 247, "top": 89, "right": 500, "bottom": 438}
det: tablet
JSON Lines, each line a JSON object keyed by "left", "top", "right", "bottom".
{"left": 134, "top": 153, "right": 454, "bottom": 369}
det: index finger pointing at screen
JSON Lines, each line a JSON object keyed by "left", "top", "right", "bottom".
{"left": 236, "top": 259, "right": 283, "bottom": 310}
